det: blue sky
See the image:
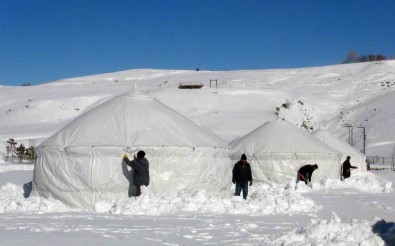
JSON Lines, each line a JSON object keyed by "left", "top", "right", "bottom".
{"left": 1, "top": 0, "right": 394, "bottom": 86}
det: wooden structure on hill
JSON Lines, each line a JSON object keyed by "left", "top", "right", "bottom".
{"left": 178, "top": 82, "right": 204, "bottom": 89}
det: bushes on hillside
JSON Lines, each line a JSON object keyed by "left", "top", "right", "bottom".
{"left": 343, "top": 50, "right": 388, "bottom": 64}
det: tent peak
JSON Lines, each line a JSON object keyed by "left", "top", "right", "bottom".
{"left": 121, "top": 89, "right": 152, "bottom": 98}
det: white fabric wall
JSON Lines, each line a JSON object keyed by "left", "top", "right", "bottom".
{"left": 231, "top": 152, "right": 342, "bottom": 184}
{"left": 33, "top": 146, "right": 231, "bottom": 209}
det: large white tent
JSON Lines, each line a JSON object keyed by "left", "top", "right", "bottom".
{"left": 32, "top": 90, "right": 231, "bottom": 209}
{"left": 230, "top": 120, "right": 342, "bottom": 184}
{"left": 312, "top": 129, "right": 367, "bottom": 172}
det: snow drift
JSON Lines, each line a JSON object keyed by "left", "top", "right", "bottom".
{"left": 265, "top": 212, "right": 385, "bottom": 245}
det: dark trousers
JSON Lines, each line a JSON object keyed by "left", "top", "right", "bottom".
{"left": 343, "top": 171, "right": 351, "bottom": 179}
{"left": 235, "top": 181, "right": 248, "bottom": 199}
{"left": 297, "top": 172, "right": 310, "bottom": 185}
{"left": 136, "top": 185, "right": 141, "bottom": 196}
{"left": 128, "top": 184, "right": 141, "bottom": 197}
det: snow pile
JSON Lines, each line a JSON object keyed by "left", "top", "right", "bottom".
{"left": 0, "top": 183, "right": 80, "bottom": 213}
{"left": 96, "top": 183, "right": 318, "bottom": 216}
{"left": 316, "top": 172, "right": 392, "bottom": 193}
{"left": 266, "top": 212, "right": 384, "bottom": 245}
{"left": 288, "top": 172, "right": 392, "bottom": 193}
{"left": 0, "top": 181, "right": 317, "bottom": 216}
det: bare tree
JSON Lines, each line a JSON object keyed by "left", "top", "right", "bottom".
{"left": 346, "top": 50, "right": 358, "bottom": 63}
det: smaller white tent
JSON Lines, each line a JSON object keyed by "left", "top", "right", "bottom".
{"left": 230, "top": 120, "right": 342, "bottom": 184}
{"left": 312, "top": 130, "right": 367, "bottom": 172}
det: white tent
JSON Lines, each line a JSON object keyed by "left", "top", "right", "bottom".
{"left": 33, "top": 90, "right": 230, "bottom": 209}
{"left": 312, "top": 129, "right": 367, "bottom": 172}
{"left": 230, "top": 120, "right": 342, "bottom": 184}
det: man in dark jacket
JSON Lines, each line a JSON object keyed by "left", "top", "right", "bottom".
{"left": 123, "top": 150, "right": 150, "bottom": 197}
{"left": 297, "top": 164, "right": 318, "bottom": 185}
{"left": 232, "top": 154, "right": 253, "bottom": 200}
{"left": 342, "top": 156, "right": 358, "bottom": 179}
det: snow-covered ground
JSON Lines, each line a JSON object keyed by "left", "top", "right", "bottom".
{"left": 0, "top": 163, "right": 394, "bottom": 245}
{"left": 1, "top": 61, "right": 395, "bottom": 244}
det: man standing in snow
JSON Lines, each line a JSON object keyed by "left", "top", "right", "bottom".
{"left": 123, "top": 150, "right": 150, "bottom": 197}
{"left": 342, "top": 156, "right": 358, "bottom": 179}
{"left": 297, "top": 164, "right": 318, "bottom": 185}
{"left": 232, "top": 154, "right": 253, "bottom": 200}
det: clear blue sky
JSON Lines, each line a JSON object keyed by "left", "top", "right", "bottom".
{"left": 1, "top": 0, "right": 394, "bottom": 86}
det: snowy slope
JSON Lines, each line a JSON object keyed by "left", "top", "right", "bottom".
{"left": 1, "top": 62, "right": 395, "bottom": 245}
{"left": 1, "top": 60, "right": 395, "bottom": 156}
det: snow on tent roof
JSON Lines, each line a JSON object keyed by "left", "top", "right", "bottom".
{"left": 39, "top": 90, "right": 227, "bottom": 149}
{"left": 312, "top": 129, "right": 367, "bottom": 171}
{"left": 230, "top": 120, "right": 341, "bottom": 155}
{"left": 312, "top": 130, "right": 365, "bottom": 159}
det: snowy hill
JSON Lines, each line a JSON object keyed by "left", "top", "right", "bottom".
{"left": 1, "top": 62, "right": 395, "bottom": 245}
{"left": 1, "top": 61, "right": 395, "bottom": 159}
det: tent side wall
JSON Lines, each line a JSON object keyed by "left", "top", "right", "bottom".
{"left": 33, "top": 146, "right": 128, "bottom": 208}
{"left": 231, "top": 152, "right": 342, "bottom": 184}
{"left": 33, "top": 146, "right": 231, "bottom": 209}
{"left": 148, "top": 147, "right": 231, "bottom": 194}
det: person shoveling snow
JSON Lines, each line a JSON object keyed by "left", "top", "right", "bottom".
{"left": 297, "top": 164, "right": 318, "bottom": 185}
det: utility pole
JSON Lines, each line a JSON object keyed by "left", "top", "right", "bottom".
{"left": 356, "top": 126, "right": 366, "bottom": 154}
{"left": 342, "top": 124, "right": 353, "bottom": 146}
{"left": 391, "top": 144, "right": 395, "bottom": 171}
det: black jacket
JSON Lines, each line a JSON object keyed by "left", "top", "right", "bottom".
{"left": 342, "top": 160, "right": 357, "bottom": 176}
{"left": 123, "top": 157, "right": 150, "bottom": 186}
{"left": 232, "top": 161, "right": 252, "bottom": 183}
{"left": 298, "top": 165, "right": 316, "bottom": 182}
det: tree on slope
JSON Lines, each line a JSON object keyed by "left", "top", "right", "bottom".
{"left": 16, "top": 144, "right": 26, "bottom": 163}
{"left": 6, "top": 138, "right": 17, "bottom": 162}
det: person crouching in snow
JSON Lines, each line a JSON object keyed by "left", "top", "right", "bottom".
{"left": 232, "top": 154, "right": 253, "bottom": 200}
{"left": 123, "top": 150, "right": 150, "bottom": 197}
{"left": 297, "top": 164, "right": 318, "bottom": 185}
{"left": 342, "top": 156, "right": 358, "bottom": 179}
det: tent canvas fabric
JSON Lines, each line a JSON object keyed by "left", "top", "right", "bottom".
{"left": 312, "top": 130, "right": 367, "bottom": 172}
{"left": 32, "top": 90, "right": 231, "bottom": 209}
{"left": 230, "top": 120, "right": 342, "bottom": 184}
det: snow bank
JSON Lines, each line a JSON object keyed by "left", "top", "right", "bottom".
{"left": 1, "top": 178, "right": 316, "bottom": 215}
{"left": 0, "top": 183, "right": 80, "bottom": 213}
{"left": 0, "top": 182, "right": 317, "bottom": 215}
{"left": 288, "top": 172, "right": 392, "bottom": 193}
{"left": 316, "top": 172, "right": 392, "bottom": 193}
{"left": 96, "top": 183, "right": 318, "bottom": 216}
{"left": 266, "top": 212, "right": 385, "bottom": 245}
{"left": 5, "top": 172, "right": 389, "bottom": 216}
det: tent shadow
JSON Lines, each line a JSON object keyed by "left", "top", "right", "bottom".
{"left": 23, "top": 181, "right": 32, "bottom": 198}
{"left": 372, "top": 219, "right": 395, "bottom": 245}
{"left": 121, "top": 160, "right": 136, "bottom": 197}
